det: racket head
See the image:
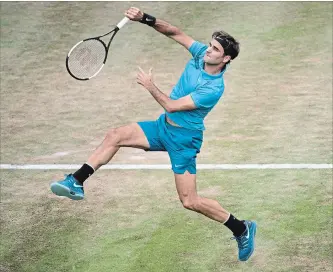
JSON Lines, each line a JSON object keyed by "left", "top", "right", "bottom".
{"left": 66, "top": 38, "right": 107, "bottom": 80}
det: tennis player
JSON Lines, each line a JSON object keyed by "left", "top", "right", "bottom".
{"left": 51, "top": 7, "right": 256, "bottom": 261}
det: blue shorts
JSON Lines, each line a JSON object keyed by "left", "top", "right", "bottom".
{"left": 137, "top": 114, "right": 203, "bottom": 174}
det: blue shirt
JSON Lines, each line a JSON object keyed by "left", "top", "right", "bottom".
{"left": 166, "top": 41, "right": 226, "bottom": 131}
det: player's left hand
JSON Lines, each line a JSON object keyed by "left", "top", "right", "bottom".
{"left": 137, "top": 66, "right": 154, "bottom": 90}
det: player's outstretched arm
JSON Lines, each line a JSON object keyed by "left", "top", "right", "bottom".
{"left": 125, "top": 7, "right": 195, "bottom": 50}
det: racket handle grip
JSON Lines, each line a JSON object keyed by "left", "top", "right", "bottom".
{"left": 117, "top": 17, "right": 130, "bottom": 29}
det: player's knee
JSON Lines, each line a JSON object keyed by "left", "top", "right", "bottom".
{"left": 105, "top": 128, "right": 121, "bottom": 146}
{"left": 181, "top": 196, "right": 200, "bottom": 211}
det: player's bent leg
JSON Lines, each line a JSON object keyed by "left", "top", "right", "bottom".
{"left": 87, "top": 123, "right": 150, "bottom": 170}
{"left": 174, "top": 171, "right": 230, "bottom": 223}
{"left": 174, "top": 171, "right": 257, "bottom": 261}
{"left": 50, "top": 123, "right": 150, "bottom": 200}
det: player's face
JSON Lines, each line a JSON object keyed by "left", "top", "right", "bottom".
{"left": 204, "top": 39, "right": 231, "bottom": 65}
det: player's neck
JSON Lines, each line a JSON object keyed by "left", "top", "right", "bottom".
{"left": 203, "top": 63, "right": 225, "bottom": 75}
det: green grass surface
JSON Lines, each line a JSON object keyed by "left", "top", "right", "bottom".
{"left": 1, "top": 170, "right": 332, "bottom": 271}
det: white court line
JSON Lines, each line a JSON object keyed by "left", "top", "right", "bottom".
{"left": 0, "top": 164, "right": 332, "bottom": 170}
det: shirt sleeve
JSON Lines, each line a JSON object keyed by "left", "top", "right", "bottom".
{"left": 190, "top": 85, "right": 223, "bottom": 109}
{"left": 189, "top": 41, "right": 208, "bottom": 58}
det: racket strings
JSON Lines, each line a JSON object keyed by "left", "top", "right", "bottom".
{"left": 67, "top": 39, "right": 106, "bottom": 79}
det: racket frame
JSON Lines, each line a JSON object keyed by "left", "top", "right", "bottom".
{"left": 66, "top": 17, "right": 129, "bottom": 81}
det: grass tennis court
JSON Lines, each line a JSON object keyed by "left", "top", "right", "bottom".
{"left": 1, "top": 2, "right": 332, "bottom": 272}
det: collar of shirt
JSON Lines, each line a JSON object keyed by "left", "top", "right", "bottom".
{"left": 200, "top": 62, "right": 228, "bottom": 80}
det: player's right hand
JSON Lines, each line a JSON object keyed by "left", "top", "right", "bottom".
{"left": 125, "top": 7, "right": 144, "bottom": 21}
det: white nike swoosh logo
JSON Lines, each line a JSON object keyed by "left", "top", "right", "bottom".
{"left": 146, "top": 18, "right": 153, "bottom": 21}
{"left": 245, "top": 225, "right": 250, "bottom": 239}
{"left": 73, "top": 183, "right": 83, "bottom": 188}
{"left": 175, "top": 165, "right": 184, "bottom": 168}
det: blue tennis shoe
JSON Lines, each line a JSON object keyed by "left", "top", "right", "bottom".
{"left": 50, "top": 174, "right": 84, "bottom": 200}
{"left": 232, "top": 220, "right": 257, "bottom": 261}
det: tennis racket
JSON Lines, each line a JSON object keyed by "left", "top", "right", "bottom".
{"left": 66, "top": 17, "right": 130, "bottom": 80}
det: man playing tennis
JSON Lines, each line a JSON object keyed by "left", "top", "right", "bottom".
{"left": 51, "top": 7, "right": 257, "bottom": 261}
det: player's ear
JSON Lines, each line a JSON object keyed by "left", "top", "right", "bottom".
{"left": 223, "top": 55, "right": 231, "bottom": 63}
